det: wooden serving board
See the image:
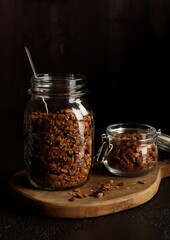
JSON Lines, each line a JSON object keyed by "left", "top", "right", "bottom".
{"left": 8, "top": 159, "right": 170, "bottom": 219}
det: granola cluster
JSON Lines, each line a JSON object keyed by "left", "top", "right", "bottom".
{"left": 24, "top": 108, "right": 94, "bottom": 190}
{"left": 107, "top": 132, "right": 158, "bottom": 173}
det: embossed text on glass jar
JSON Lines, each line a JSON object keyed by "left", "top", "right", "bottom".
{"left": 24, "top": 74, "right": 94, "bottom": 190}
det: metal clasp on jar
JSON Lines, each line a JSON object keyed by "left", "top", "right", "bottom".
{"left": 157, "top": 129, "right": 170, "bottom": 152}
{"left": 94, "top": 133, "right": 113, "bottom": 162}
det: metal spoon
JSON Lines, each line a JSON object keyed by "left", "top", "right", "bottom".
{"left": 24, "top": 46, "right": 49, "bottom": 113}
{"left": 24, "top": 46, "right": 37, "bottom": 78}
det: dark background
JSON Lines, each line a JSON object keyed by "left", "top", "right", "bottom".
{"left": 1, "top": 2, "right": 170, "bottom": 239}
{"left": 0, "top": 0, "right": 170, "bottom": 142}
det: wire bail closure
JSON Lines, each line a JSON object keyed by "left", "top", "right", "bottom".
{"left": 94, "top": 133, "right": 113, "bottom": 162}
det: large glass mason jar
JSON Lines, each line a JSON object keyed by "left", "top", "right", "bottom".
{"left": 24, "top": 73, "right": 94, "bottom": 190}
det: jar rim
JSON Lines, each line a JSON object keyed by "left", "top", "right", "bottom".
{"left": 106, "top": 123, "right": 157, "bottom": 141}
{"left": 31, "top": 73, "right": 86, "bottom": 81}
{"left": 29, "top": 73, "right": 87, "bottom": 97}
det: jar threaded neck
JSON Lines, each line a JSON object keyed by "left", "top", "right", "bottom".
{"left": 29, "top": 73, "right": 87, "bottom": 97}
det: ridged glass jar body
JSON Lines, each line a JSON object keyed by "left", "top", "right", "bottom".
{"left": 24, "top": 74, "right": 94, "bottom": 190}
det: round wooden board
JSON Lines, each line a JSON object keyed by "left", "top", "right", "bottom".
{"left": 8, "top": 159, "right": 170, "bottom": 219}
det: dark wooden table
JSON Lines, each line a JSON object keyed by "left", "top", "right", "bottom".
{"left": 1, "top": 113, "right": 170, "bottom": 240}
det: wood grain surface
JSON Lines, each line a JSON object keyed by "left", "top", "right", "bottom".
{"left": 8, "top": 159, "right": 170, "bottom": 219}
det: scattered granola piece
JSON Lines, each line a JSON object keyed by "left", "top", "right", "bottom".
{"left": 89, "top": 190, "right": 105, "bottom": 198}
{"left": 68, "top": 179, "right": 126, "bottom": 201}
{"left": 137, "top": 180, "right": 146, "bottom": 184}
{"left": 69, "top": 197, "right": 75, "bottom": 201}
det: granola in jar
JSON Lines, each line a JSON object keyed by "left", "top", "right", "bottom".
{"left": 24, "top": 74, "right": 94, "bottom": 190}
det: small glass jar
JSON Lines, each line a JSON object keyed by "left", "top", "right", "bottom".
{"left": 95, "top": 123, "right": 158, "bottom": 177}
{"left": 24, "top": 73, "right": 94, "bottom": 190}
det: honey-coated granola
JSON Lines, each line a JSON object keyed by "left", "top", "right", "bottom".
{"left": 24, "top": 108, "right": 94, "bottom": 189}
{"left": 107, "top": 132, "right": 158, "bottom": 173}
